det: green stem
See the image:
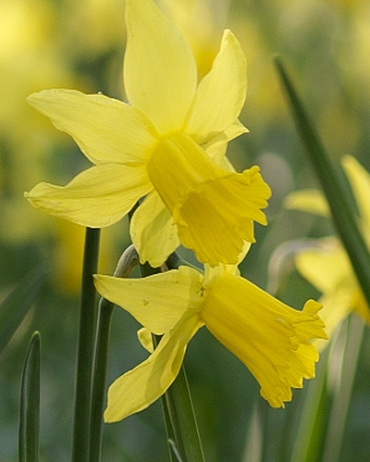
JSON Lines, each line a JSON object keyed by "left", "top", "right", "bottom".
{"left": 140, "top": 257, "right": 205, "bottom": 462}
{"left": 72, "top": 228, "right": 100, "bottom": 462}
{"left": 275, "top": 57, "right": 370, "bottom": 309}
{"left": 89, "top": 297, "right": 114, "bottom": 462}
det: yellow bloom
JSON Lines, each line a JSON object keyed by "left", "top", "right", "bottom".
{"left": 25, "top": 0, "right": 271, "bottom": 268}
{"left": 285, "top": 155, "right": 370, "bottom": 349}
{"left": 94, "top": 264, "right": 326, "bottom": 422}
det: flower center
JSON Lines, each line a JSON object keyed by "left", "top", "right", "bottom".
{"left": 147, "top": 134, "right": 219, "bottom": 213}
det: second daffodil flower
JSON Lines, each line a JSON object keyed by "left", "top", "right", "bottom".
{"left": 25, "top": 0, "right": 271, "bottom": 267}
{"left": 94, "top": 264, "right": 327, "bottom": 422}
{"left": 286, "top": 155, "right": 370, "bottom": 350}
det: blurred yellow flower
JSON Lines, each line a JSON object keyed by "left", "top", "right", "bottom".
{"left": 94, "top": 263, "right": 326, "bottom": 422}
{"left": 286, "top": 155, "right": 370, "bottom": 349}
{"left": 25, "top": 0, "right": 271, "bottom": 268}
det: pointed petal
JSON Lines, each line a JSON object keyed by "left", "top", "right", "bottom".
{"left": 284, "top": 189, "right": 330, "bottom": 217}
{"left": 201, "top": 273, "right": 327, "bottom": 408}
{"left": 130, "top": 191, "right": 181, "bottom": 267}
{"left": 124, "top": 0, "right": 197, "bottom": 134}
{"left": 104, "top": 315, "right": 202, "bottom": 422}
{"left": 27, "top": 89, "right": 157, "bottom": 164}
{"left": 25, "top": 164, "right": 151, "bottom": 227}
{"left": 342, "top": 155, "right": 370, "bottom": 229}
{"left": 185, "top": 30, "right": 247, "bottom": 144}
{"left": 94, "top": 266, "right": 203, "bottom": 334}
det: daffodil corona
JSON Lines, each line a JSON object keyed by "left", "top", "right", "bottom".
{"left": 94, "top": 265, "right": 327, "bottom": 422}
{"left": 25, "top": 0, "right": 271, "bottom": 267}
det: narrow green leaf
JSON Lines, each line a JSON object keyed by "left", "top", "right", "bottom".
{"left": 72, "top": 227, "right": 100, "bottom": 462}
{"left": 275, "top": 57, "right": 370, "bottom": 308}
{"left": 19, "top": 331, "right": 41, "bottom": 462}
{"left": 0, "top": 265, "right": 46, "bottom": 355}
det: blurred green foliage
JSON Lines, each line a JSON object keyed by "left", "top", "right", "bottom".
{"left": 1, "top": 0, "right": 370, "bottom": 461}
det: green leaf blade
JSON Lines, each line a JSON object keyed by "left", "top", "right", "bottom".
{"left": 19, "top": 331, "right": 41, "bottom": 462}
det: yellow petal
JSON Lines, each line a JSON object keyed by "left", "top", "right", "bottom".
{"left": 200, "top": 273, "right": 327, "bottom": 408}
{"left": 185, "top": 30, "right": 247, "bottom": 145}
{"left": 94, "top": 266, "right": 203, "bottom": 334}
{"left": 130, "top": 190, "right": 181, "bottom": 267}
{"left": 284, "top": 189, "right": 330, "bottom": 217}
{"left": 104, "top": 314, "right": 202, "bottom": 422}
{"left": 124, "top": 0, "right": 197, "bottom": 134}
{"left": 148, "top": 134, "right": 270, "bottom": 266}
{"left": 27, "top": 89, "right": 156, "bottom": 164}
{"left": 25, "top": 163, "right": 151, "bottom": 227}
{"left": 342, "top": 155, "right": 370, "bottom": 230}
{"left": 295, "top": 239, "right": 354, "bottom": 295}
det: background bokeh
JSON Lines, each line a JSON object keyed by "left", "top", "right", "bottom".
{"left": 1, "top": 0, "right": 370, "bottom": 461}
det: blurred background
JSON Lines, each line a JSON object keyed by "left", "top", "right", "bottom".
{"left": 1, "top": 0, "right": 370, "bottom": 460}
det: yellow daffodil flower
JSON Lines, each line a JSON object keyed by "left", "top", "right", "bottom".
{"left": 286, "top": 155, "right": 370, "bottom": 350}
{"left": 94, "top": 264, "right": 326, "bottom": 422}
{"left": 25, "top": 0, "right": 271, "bottom": 267}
